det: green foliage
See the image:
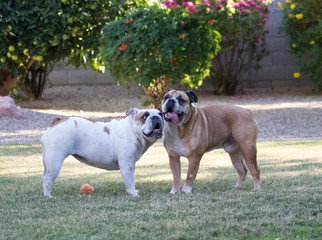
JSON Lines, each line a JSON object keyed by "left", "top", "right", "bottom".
{"left": 0, "top": 0, "right": 143, "bottom": 98}
{"left": 99, "top": 5, "right": 221, "bottom": 107}
{"left": 189, "top": 0, "right": 270, "bottom": 95}
{"left": 279, "top": 0, "right": 322, "bottom": 90}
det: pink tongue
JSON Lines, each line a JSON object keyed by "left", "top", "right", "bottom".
{"left": 166, "top": 112, "right": 179, "bottom": 124}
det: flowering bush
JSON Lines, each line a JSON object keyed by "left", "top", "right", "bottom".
{"left": 0, "top": 0, "right": 137, "bottom": 99}
{"left": 99, "top": 5, "right": 221, "bottom": 107}
{"left": 279, "top": 0, "right": 322, "bottom": 90}
{"left": 165, "top": 0, "right": 270, "bottom": 95}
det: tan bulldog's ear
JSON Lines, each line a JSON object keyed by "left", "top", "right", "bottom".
{"left": 185, "top": 90, "right": 198, "bottom": 103}
{"left": 126, "top": 108, "right": 139, "bottom": 116}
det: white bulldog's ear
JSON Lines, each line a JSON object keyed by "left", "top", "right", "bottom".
{"left": 126, "top": 108, "right": 139, "bottom": 117}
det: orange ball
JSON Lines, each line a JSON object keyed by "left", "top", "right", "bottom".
{"left": 80, "top": 183, "right": 94, "bottom": 194}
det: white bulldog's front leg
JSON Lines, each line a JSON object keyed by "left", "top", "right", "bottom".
{"left": 118, "top": 158, "right": 138, "bottom": 197}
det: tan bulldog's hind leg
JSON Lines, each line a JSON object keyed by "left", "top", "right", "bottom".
{"left": 239, "top": 141, "right": 261, "bottom": 191}
{"left": 229, "top": 148, "right": 248, "bottom": 188}
{"left": 182, "top": 154, "right": 203, "bottom": 193}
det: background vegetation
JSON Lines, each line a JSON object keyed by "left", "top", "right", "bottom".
{"left": 99, "top": 5, "right": 221, "bottom": 107}
{"left": 0, "top": 0, "right": 142, "bottom": 100}
{"left": 279, "top": 0, "right": 322, "bottom": 90}
{"left": 1, "top": 141, "right": 321, "bottom": 239}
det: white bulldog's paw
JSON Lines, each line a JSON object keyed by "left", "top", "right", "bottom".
{"left": 44, "top": 194, "right": 55, "bottom": 199}
{"left": 182, "top": 185, "right": 192, "bottom": 194}
{"left": 127, "top": 189, "right": 139, "bottom": 197}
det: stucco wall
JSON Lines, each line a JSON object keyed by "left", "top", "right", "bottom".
{"left": 48, "top": 1, "right": 314, "bottom": 88}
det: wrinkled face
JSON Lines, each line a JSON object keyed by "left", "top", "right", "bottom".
{"left": 127, "top": 108, "right": 163, "bottom": 141}
{"left": 162, "top": 89, "right": 198, "bottom": 125}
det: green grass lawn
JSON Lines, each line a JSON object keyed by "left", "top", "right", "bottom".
{"left": 0, "top": 141, "right": 321, "bottom": 240}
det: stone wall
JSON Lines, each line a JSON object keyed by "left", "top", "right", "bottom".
{"left": 48, "top": 1, "right": 314, "bottom": 88}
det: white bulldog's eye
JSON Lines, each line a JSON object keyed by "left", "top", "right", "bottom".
{"left": 141, "top": 112, "right": 149, "bottom": 122}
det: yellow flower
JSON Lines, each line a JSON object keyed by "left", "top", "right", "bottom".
{"left": 292, "top": 43, "right": 296, "bottom": 48}
{"left": 288, "top": 14, "right": 295, "bottom": 18}
{"left": 310, "top": 40, "right": 315, "bottom": 45}
{"left": 290, "top": 4, "right": 296, "bottom": 9}
{"left": 296, "top": 13, "right": 303, "bottom": 19}
{"left": 293, "top": 72, "right": 300, "bottom": 78}
{"left": 8, "top": 45, "right": 15, "bottom": 52}
{"left": 277, "top": 2, "right": 283, "bottom": 8}
{"left": 285, "top": 0, "right": 291, "bottom": 3}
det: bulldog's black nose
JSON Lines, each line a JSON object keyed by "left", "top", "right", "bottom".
{"left": 166, "top": 98, "right": 176, "bottom": 112}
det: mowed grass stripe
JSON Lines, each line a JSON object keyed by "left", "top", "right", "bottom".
{"left": 0, "top": 141, "right": 321, "bottom": 240}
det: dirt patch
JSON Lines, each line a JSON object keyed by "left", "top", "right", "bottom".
{"left": 1, "top": 85, "right": 322, "bottom": 144}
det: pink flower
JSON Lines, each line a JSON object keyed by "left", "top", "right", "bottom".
{"left": 201, "top": 0, "right": 211, "bottom": 8}
{"left": 233, "top": 2, "right": 240, "bottom": 8}
{"left": 262, "top": 18, "right": 268, "bottom": 23}
{"left": 250, "top": 0, "right": 255, "bottom": 5}
{"left": 255, "top": 5, "right": 266, "bottom": 12}
{"left": 182, "top": 1, "right": 197, "bottom": 14}
{"left": 240, "top": 0, "right": 250, "bottom": 7}
{"left": 222, "top": 36, "right": 227, "bottom": 41}
{"left": 164, "top": 0, "right": 178, "bottom": 8}
{"left": 216, "top": 4, "right": 224, "bottom": 10}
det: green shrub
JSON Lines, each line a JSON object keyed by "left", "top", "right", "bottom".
{"left": 0, "top": 0, "right": 138, "bottom": 99}
{"left": 164, "top": 0, "right": 271, "bottom": 95}
{"left": 279, "top": 0, "right": 322, "bottom": 90}
{"left": 99, "top": 5, "right": 221, "bottom": 108}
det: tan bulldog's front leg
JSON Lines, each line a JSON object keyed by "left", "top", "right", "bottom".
{"left": 182, "top": 155, "right": 202, "bottom": 194}
{"left": 169, "top": 155, "right": 181, "bottom": 194}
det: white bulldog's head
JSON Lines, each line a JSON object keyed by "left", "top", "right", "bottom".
{"left": 162, "top": 89, "right": 198, "bottom": 125}
{"left": 126, "top": 108, "right": 163, "bottom": 141}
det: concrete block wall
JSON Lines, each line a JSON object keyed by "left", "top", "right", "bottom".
{"left": 239, "top": 0, "right": 313, "bottom": 88}
{"left": 49, "top": 1, "right": 314, "bottom": 88}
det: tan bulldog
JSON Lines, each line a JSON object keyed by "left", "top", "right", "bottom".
{"left": 162, "top": 89, "right": 260, "bottom": 194}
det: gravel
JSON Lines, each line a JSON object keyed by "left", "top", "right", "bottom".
{"left": 1, "top": 85, "right": 321, "bottom": 144}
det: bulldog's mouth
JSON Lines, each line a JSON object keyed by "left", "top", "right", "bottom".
{"left": 144, "top": 122, "right": 163, "bottom": 139}
{"left": 164, "top": 111, "right": 183, "bottom": 124}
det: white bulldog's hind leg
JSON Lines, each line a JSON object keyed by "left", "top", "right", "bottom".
{"left": 42, "top": 149, "right": 65, "bottom": 198}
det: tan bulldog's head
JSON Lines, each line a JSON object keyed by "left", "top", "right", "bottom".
{"left": 161, "top": 89, "right": 198, "bottom": 125}
{"left": 126, "top": 108, "right": 163, "bottom": 141}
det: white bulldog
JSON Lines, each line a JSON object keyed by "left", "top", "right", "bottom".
{"left": 41, "top": 108, "right": 163, "bottom": 197}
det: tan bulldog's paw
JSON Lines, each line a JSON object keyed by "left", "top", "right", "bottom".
{"left": 182, "top": 185, "right": 192, "bottom": 194}
{"left": 170, "top": 187, "right": 180, "bottom": 194}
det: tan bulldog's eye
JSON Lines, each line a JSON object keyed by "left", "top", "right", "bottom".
{"left": 177, "top": 95, "right": 186, "bottom": 105}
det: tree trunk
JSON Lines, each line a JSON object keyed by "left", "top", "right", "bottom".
{"left": 0, "top": 70, "right": 19, "bottom": 96}
{"left": 209, "top": 71, "right": 238, "bottom": 95}
{"left": 141, "top": 77, "right": 171, "bottom": 109}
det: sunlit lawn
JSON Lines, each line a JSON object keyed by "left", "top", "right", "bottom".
{"left": 0, "top": 141, "right": 321, "bottom": 240}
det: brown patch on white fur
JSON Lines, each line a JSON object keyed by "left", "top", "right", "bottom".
{"left": 50, "top": 117, "right": 69, "bottom": 128}
{"left": 135, "top": 112, "right": 145, "bottom": 125}
{"left": 104, "top": 126, "right": 110, "bottom": 134}
{"left": 74, "top": 120, "right": 78, "bottom": 128}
